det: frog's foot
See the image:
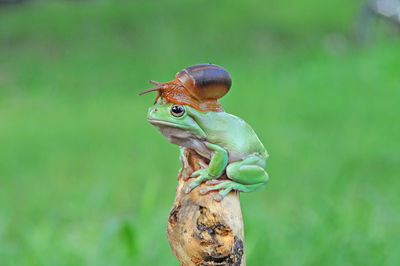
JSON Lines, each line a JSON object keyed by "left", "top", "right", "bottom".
{"left": 178, "top": 147, "right": 190, "bottom": 180}
{"left": 184, "top": 169, "right": 215, "bottom": 194}
{"left": 177, "top": 167, "right": 185, "bottom": 180}
{"left": 205, "top": 179, "right": 224, "bottom": 185}
{"left": 200, "top": 180, "right": 266, "bottom": 202}
{"left": 182, "top": 170, "right": 191, "bottom": 181}
{"left": 199, "top": 180, "right": 235, "bottom": 201}
{"left": 178, "top": 167, "right": 192, "bottom": 181}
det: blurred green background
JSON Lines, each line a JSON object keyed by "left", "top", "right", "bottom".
{"left": 0, "top": 0, "right": 399, "bottom": 265}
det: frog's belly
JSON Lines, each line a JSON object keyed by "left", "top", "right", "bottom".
{"left": 153, "top": 124, "right": 251, "bottom": 162}
{"left": 169, "top": 136, "right": 247, "bottom": 163}
{"left": 153, "top": 124, "right": 212, "bottom": 159}
{"left": 170, "top": 137, "right": 212, "bottom": 159}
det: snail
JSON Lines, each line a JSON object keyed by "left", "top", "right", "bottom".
{"left": 139, "top": 64, "right": 231, "bottom": 112}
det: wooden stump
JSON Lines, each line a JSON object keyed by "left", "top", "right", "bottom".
{"left": 166, "top": 149, "right": 246, "bottom": 266}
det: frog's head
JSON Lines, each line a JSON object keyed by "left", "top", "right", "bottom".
{"left": 147, "top": 102, "right": 206, "bottom": 145}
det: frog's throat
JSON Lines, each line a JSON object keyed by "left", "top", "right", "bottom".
{"left": 147, "top": 119, "right": 206, "bottom": 139}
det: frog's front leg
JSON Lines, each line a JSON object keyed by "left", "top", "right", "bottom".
{"left": 200, "top": 155, "right": 269, "bottom": 201}
{"left": 178, "top": 147, "right": 189, "bottom": 180}
{"left": 184, "top": 142, "right": 228, "bottom": 194}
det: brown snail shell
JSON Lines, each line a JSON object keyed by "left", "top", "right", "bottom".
{"left": 139, "top": 64, "right": 231, "bottom": 112}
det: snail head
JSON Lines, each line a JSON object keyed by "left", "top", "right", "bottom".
{"left": 139, "top": 80, "right": 182, "bottom": 104}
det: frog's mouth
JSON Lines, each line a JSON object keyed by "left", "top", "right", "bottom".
{"left": 147, "top": 119, "right": 191, "bottom": 130}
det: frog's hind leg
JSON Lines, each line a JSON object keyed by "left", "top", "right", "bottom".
{"left": 199, "top": 156, "right": 269, "bottom": 201}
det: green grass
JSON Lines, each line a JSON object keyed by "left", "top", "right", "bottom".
{"left": 1, "top": 0, "right": 399, "bottom": 265}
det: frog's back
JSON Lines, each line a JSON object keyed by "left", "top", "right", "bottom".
{"left": 191, "top": 109, "right": 268, "bottom": 161}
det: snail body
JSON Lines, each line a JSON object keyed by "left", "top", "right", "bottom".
{"left": 140, "top": 64, "right": 231, "bottom": 111}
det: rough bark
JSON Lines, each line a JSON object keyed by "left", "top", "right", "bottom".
{"left": 166, "top": 149, "right": 246, "bottom": 266}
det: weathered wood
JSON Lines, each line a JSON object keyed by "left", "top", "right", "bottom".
{"left": 166, "top": 149, "right": 246, "bottom": 266}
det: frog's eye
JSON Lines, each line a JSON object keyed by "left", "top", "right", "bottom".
{"left": 171, "top": 105, "right": 185, "bottom": 117}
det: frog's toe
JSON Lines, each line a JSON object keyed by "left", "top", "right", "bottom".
{"left": 211, "top": 187, "right": 233, "bottom": 201}
{"left": 217, "top": 187, "right": 234, "bottom": 200}
{"left": 199, "top": 188, "right": 209, "bottom": 194}
{"left": 185, "top": 178, "right": 204, "bottom": 193}
{"left": 206, "top": 181, "right": 236, "bottom": 201}
{"left": 205, "top": 179, "right": 223, "bottom": 185}
{"left": 213, "top": 193, "right": 224, "bottom": 202}
{"left": 184, "top": 185, "right": 193, "bottom": 194}
{"left": 199, "top": 181, "right": 236, "bottom": 201}
{"left": 181, "top": 168, "right": 191, "bottom": 181}
{"left": 177, "top": 168, "right": 185, "bottom": 180}
{"left": 199, "top": 180, "right": 225, "bottom": 194}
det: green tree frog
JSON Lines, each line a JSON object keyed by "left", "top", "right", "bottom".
{"left": 147, "top": 101, "right": 269, "bottom": 201}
